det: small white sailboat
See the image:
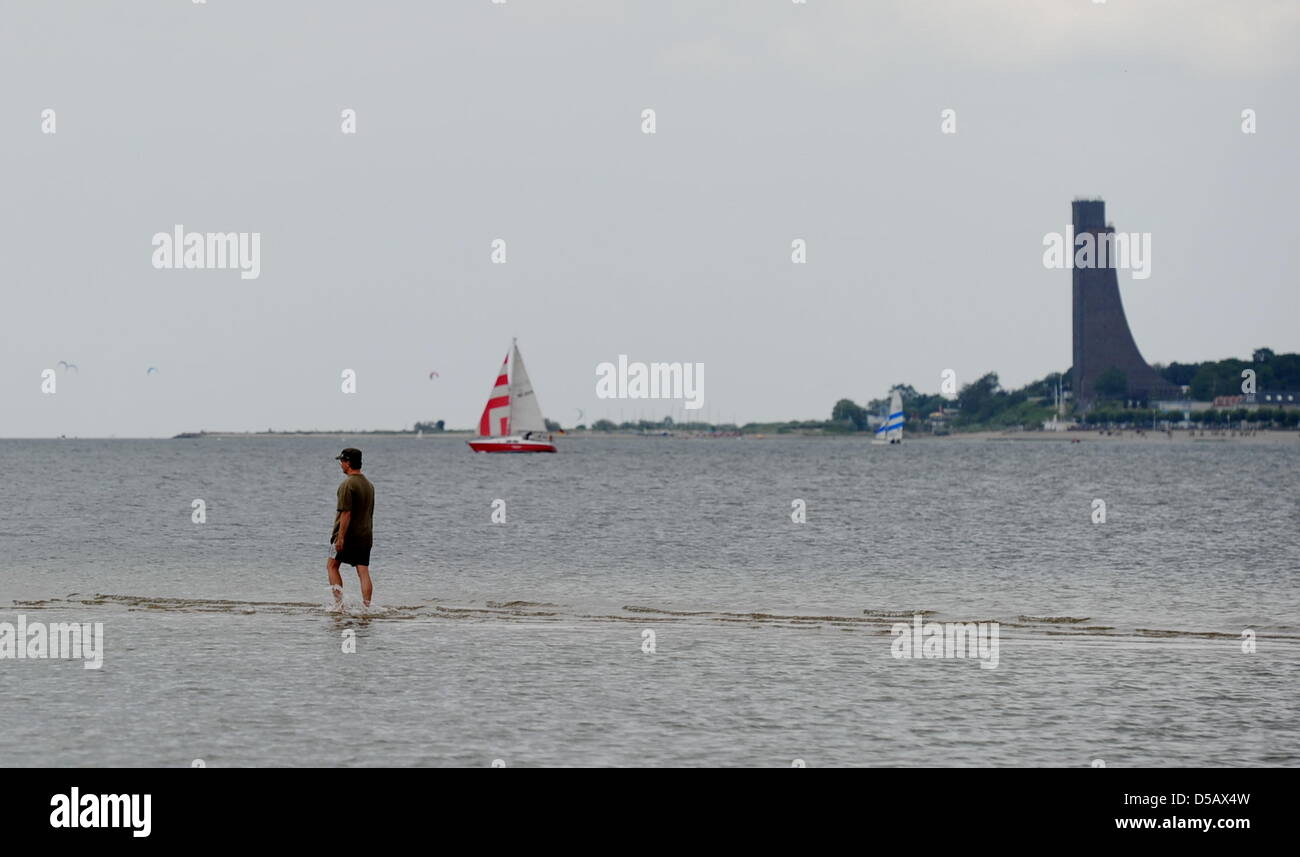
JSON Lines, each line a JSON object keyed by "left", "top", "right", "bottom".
{"left": 872, "top": 390, "right": 904, "bottom": 445}
{"left": 1043, "top": 376, "right": 1069, "bottom": 431}
{"left": 467, "top": 339, "right": 557, "bottom": 453}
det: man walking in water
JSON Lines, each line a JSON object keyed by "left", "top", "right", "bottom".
{"left": 327, "top": 448, "right": 375, "bottom": 609}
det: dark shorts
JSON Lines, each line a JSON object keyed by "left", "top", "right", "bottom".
{"left": 331, "top": 542, "right": 372, "bottom": 567}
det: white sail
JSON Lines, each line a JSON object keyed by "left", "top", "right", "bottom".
{"left": 508, "top": 341, "right": 547, "bottom": 433}
{"left": 886, "top": 390, "right": 904, "bottom": 442}
{"left": 874, "top": 389, "right": 905, "bottom": 444}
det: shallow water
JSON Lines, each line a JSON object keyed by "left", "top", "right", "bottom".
{"left": 2, "top": 435, "right": 1297, "bottom": 766}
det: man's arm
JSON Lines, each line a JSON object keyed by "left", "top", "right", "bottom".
{"left": 335, "top": 510, "right": 351, "bottom": 550}
{"left": 335, "top": 480, "right": 355, "bottom": 551}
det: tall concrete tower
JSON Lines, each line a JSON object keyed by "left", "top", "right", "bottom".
{"left": 1071, "top": 199, "right": 1176, "bottom": 409}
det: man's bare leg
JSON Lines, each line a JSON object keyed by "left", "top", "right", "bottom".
{"left": 356, "top": 565, "right": 373, "bottom": 607}
{"left": 326, "top": 557, "right": 344, "bottom": 610}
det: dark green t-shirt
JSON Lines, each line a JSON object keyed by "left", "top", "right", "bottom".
{"left": 331, "top": 473, "right": 374, "bottom": 547}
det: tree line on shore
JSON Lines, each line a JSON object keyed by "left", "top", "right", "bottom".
{"left": 410, "top": 348, "right": 1299, "bottom": 435}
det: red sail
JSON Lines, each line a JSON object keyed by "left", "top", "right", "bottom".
{"left": 477, "top": 352, "right": 511, "bottom": 436}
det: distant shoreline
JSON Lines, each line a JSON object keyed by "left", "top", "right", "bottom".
{"left": 928, "top": 429, "right": 1299, "bottom": 444}
{"left": 159, "top": 428, "right": 1300, "bottom": 444}
{"left": 6, "top": 428, "right": 1295, "bottom": 442}
{"left": 172, "top": 430, "right": 478, "bottom": 439}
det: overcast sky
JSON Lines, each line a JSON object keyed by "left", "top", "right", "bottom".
{"left": 3, "top": 0, "right": 1298, "bottom": 437}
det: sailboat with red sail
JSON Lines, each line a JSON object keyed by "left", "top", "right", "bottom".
{"left": 467, "top": 339, "right": 557, "bottom": 453}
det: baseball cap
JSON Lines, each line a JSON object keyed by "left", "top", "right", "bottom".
{"left": 335, "top": 448, "right": 362, "bottom": 467}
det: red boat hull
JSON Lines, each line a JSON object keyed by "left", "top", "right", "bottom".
{"left": 467, "top": 438, "right": 557, "bottom": 453}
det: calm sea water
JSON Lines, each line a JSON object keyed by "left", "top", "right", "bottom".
{"left": 2, "top": 435, "right": 1298, "bottom": 766}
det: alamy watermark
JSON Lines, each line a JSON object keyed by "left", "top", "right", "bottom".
{"left": 596, "top": 356, "right": 704, "bottom": 410}
{"left": 50, "top": 788, "right": 150, "bottom": 837}
{"left": 0, "top": 615, "right": 104, "bottom": 669}
{"left": 1043, "top": 226, "right": 1150, "bottom": 280}
{"left": 152, "top": 224, "right": 261, "bottom": 280}
{"left": 891, "top": 614, "right": 999, "bottom": 669}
